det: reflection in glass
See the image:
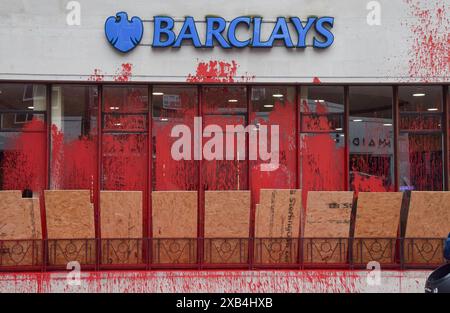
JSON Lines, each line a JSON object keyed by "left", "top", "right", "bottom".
{"left": 349, "top": 86, "right": 394, "bottom": 192}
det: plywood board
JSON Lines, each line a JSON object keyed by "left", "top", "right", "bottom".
{"left": 204, "top": 191, "right": 250, "bottom": 238}
{"left": 204, "top": 191, "right": 250, "bottom": 263}
{"left": 405, "top": 192, "right": 450, "bottom": 238}
{"left": 254, "top": 189, "right": 301, "bottom": 264}
{"left": 404, "top": 191, "right": 450, "bottom": 264}
{"left": 45, "top": 190, "right": 95, "bottom": 239}
{"left": 100, "top": 191, "right": 142, "bottom": 238}
{"left": 353, "top": 192, "right": 402, "bottom": 264}
{"left": 152, "top": 191, "right": 197, "bottom": 264}
{"left": 152, "top": 191, "right": 197, "bottom": 238}
{"left": 255, "top": 189, "right": 301, "bottom": 238}
{"left": 100, "top": 191, "right": 143, "bottom": 264}
{"left": 303, "top": 191, "right": 353, "bottom": 264}
{"left": 0, "top": 191, "right": 42, "bottom": 266}
{"left": 0, "top": 191, "right": 42, "bottom": 240}
{"left": 44, "top": 190, "right": 95, "bottom": 266}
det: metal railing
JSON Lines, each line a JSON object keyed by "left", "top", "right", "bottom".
{"left": 0, "top": 237, "right": 446, "bottom": 271}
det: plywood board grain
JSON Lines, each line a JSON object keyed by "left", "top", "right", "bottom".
{"left": 152, "top": 191, "right": 197, "bottom": 238}
{"left": 404, "top": 191, "right": 450, "bottom": 264}
{"left": 152, "top": 191, "right": 198, "bottom": 264}
{"left": 204, "top": 191, "right": 250, "bottom": 264}
{"left": 353, "top": 192, "right": 402, "bottom": 264}
{"left": 405, "top": 192, "right": 450, "bottom": 238}
{"left": 44, "top": 190, "right": 95, "bottom": 240}
{"left": 0, "top": 191, "right": 42, "bottom": 266}
{"left": 0, "top": 191, "right": 42, "bottom": 240}
{"left": 100, "top": 191, "right": 142, "bottom": 238}
{"left": 100, "top": 191, "right": 143, "bottom": 264}
{"left": 204, "top": 191, "right": 250, "bottom": 238}
{"left": 254, "top": 189, "right": 301, "bottom": 264}
{"left": 303, "top": 191, "right": 353, "bottom": 264}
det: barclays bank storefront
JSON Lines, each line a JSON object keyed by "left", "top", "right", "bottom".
{"left": 0, "top": 0, "right": 449, "bottom": 292}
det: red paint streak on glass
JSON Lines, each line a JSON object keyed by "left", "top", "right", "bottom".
{"left": 102, "top": 86, "right": 148, "bottom": 191}
{"left": 152, "top": 86, "right": 198, "bottom": 190}
{"left": 202, "top": 86, "right": 248, "bottom": 190}
{"left": 50, "top": 86, "right": 98, "bottom": 191}
{"left": 102, "top": 134, "right": 148, "bottom": 190}
{"left": 250, "top": 87, "right": 297, "bottom": 202}
{"left": 203, "top": 115, "right": 248, "bottom": 191}
{"left": 398, "top": 86, "right": 444, "bottom": 191}
{"left": 0, "top": 118, "right": 46, "bottom": 192}
{"left": 300, "top": 87, "right": 346, "bottom": 209}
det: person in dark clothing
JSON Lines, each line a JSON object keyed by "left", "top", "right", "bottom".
{"left": 445, "top": 233, "right": 450, "bottom": 262}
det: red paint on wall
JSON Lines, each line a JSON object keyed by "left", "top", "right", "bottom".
{"left": 313, "top": 77, "right": 322, "bottom": 84}
{"left": 403, "top": 0, "right": 450, "bottom": 81}
{"left": 113, "top": 63, "right": 133, "bottom": 82}
{"left": 187, "top": 60, "right": 238, "bottom": 83}
{"left": 88, "top": 69, "right": 105, "bottom": 82}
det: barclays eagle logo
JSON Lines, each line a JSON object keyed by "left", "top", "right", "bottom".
{"left": 105, "top": 12, "right": 143, "bottom": 53}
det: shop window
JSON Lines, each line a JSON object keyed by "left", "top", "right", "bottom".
{"left": 349, "top": 86, "right": 394, "bottom": 192}
{"left": 398, "top": 86, "right": 444, "bottom": 191}
{"left": 202, "top": 86, "right": 248, "bottom": 190}
{"left": 300, "top": 86, "right": 346, "bottom": 206}
{"left": 152, "top": 86, "right": 198, "bottom": 191}
{"left": 50, "top": 85, "right": 98, "bottom": 190}
{"left": 102, "top": 86, "right": 148, "bottom": 191}
{"left": 0, "top": 84, "right": 47, "bottom": 196}
{"left": 250, "top": 86, "right": 297, "bottom": 201}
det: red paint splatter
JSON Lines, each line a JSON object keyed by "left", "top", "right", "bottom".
{"left": 0, "top": 118, "right": 46, "bottom": 192}
{"left": 187, "top": 60, "right": 238, "bottom": 83}
{"left": 313, "top": 77, "right": 321, "bottom": 84}
{"left": 300, "top": 99, "right": 345, "bottom": 208}
{"left": 403, "top": 0, "right": 450, "bottom": 81}
{"left": 113, "top": 63, "right": 133, "bottom": 82}
{"left": 50, "top": 125, "right": 97, "bottom": 191}
{"left": 400, "top": 133, "right": 443, "bottom": 190}
{"left": 251, "top": 100, "right": 297, "bottom": 201}
{"left": 154, "top": 105, "right": 198, "bottom": 190}
{"left": 100, "top": 87, "right": 148, "bottom": 191}
{"left": 88, "top": 69, "right": 104, "bottom": 81}
{"left": 102, "top": 134, "right": 147, "bottom": 191}
{"left": 186, "top": 60, "right": 255, "bottom": 83}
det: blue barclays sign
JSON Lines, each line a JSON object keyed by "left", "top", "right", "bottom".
{"left": 105, "top": 12, "right": 334, "bottom": 53}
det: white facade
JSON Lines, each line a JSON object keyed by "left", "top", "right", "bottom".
{"left": 0, "top": 0, "right": 448, "bottom": 83}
